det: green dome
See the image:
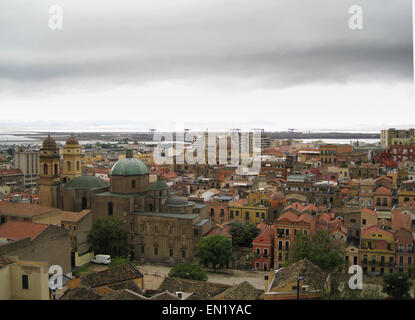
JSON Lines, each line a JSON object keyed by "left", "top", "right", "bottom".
{"left": 146, "top": 180, "right": 168, "bottom": 191}
{"left": 63, "top": 176, "right": 109, "bottom": 190}
{"left": 111, "top": 158, "right": 149, "bottom": 176}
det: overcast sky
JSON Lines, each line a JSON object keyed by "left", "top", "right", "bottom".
{"left": 0, "top": 0, "right": 413, "bottom": 132}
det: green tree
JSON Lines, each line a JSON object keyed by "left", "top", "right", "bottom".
{"left": 169, "top": 262, "right": 208, "bottom": 281}
{"left": 382, "top": 272, "right": 412, "bottom": 299}
{"left": 230, "top": 222, "right": 260, "bottom": 248}
{"left": 290, "top": 230, "right": 346, "bottom": 299}
{"left": 195, "top": 235, "right": 233, "bottom": 272}
{"left": 290, "top": 229, "right": 346, "bottom": 273}
{"left": 88, "top": 216, "right": 129, "bottom": 257}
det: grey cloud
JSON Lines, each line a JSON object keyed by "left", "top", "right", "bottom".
{"left": 0, "top": 0, "right": 412, "bottom": 93}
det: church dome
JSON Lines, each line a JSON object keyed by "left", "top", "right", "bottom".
{"left": 66, "top": 134, "right": 79, "bottom": 145}
{"left": 63, "top": 176, "right": 109, "bottom": 190}
{"left": 42, "top": 134, "right": 57, "bottom": 149}
{"left": 165, "top": 196, "right": 194, "bottom": 207}
{"left": 111, "top": 157, "right": 149, "bottom": 176}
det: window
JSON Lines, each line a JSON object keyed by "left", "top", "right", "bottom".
{"left": 43, "top": 163, "right": 48, "bottom": 175}
{"left": 76, "top": 161, "right": 80, "bottom": 171}
{"left": 67, "top": 161, "right": 71, "bottom": 171}
{"left": 264, "top": 249, "right": 268, "bottom": 257}
{"left": 108, "top": 202, "right": 113, "bottom": 216}
{"left": 182, "top": 250, "right": 186, "bottom": 258}
{"left": 230, "top": 211, "right": 234, "bottom": 218}
{"left": 256, "top": 248, "right": 261, "bottom": 255}
{"left": 132, "top": 180, "right": 136, "bottom": 189}
{"left": 22, "top": 275, "right": 29, "bottom": 290}
{"left": 154, "top": 247, "right": 158, "bottom": 255}
{"left": 169, "top": 248, "right": 173, "bottom": 257}
{"left": 194, "top": 229, "right": 199, "bottom": 237}
{"left": 140, "top": 246, "right": 145, "bottom": 254}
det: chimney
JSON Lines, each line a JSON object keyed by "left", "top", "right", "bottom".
{"left": 264, "top": 275, "right": 269, "bottom": 292}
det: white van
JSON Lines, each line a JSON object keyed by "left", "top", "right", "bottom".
{"left": 91, "top": 254, "right": 111, "bottom": 265}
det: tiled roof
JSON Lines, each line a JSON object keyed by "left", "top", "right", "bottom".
{"left": 59, "top": 286, "right": 102, "bottom": 300}
{"left": 0, "top": 201, "right": 56, "bottom": 217}
{"left": 252, "top": 226, "right": 274, "bottom": 245}
{"left": 149, "top": 291, "right": 180, "bottom": 300}
{"left": 269, "top": 258, "right": 326, "bottom": 292}
{"left": 0, "top": 169, "right": 23, "bottom": 176}
{"left": 60, "top": 210, "right": 91, "bottom": 223}
{"left": 374, "top": 186, "right": 392, "bottom": 195}
{"left": 0, "top": 221, "right": 48, "bottom": 240}
{"left": 81, "top": 263, "right": 143, "bottom": 288}
{"left": 158, "top": 277, "right": 231, "bottom": 299}
{"left": 213, "top": 281, "right": 262, "bottom": 300}
{"left": 362, "top": 208, "right": 376, "bottom": 216}
{"left": 101, "top": 289, "right": 148, "bottom": 300}
{"left": 361, "top": 225, "right": 394, "bottom": 238}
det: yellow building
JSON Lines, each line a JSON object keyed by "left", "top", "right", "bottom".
{"left": 118, "top": 152, "right": 154, "bottom": 165}
{"left": 360, "top": 225, "right": 395, "bottom": 276}
{"left": 39, "top": 134, "right": 61, "bottom": 208}
{"left": 0, "top": 256, "right": 50, "bottom": 300}
{"left": 398, "top": 189, "right": 415, "bottom": 206}
{"left": 228, "top": 192, "right": 269, "bottom": 224}
{"left": 62, "top": 134, "right": 82, "bottom": 183}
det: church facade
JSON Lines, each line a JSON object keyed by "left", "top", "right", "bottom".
{"left": 39, "top": 135, "right": 212, "bottom": 265}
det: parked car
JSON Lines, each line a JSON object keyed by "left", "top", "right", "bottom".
{"left": 91, "top": 254, "right": 111, "bottom": 265}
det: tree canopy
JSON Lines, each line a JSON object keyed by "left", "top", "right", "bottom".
{"left": 169, "top": 262, "right": 208, "bottom": 281}
{"left": 382, "top": 272, "right": 412, "bottom": 299}
{"left": 230, "top": 222, "right": 260, "bottom": 247}
{"left": 290, "top": 229, "right": 346, "bottom": 273}
{"left": 88, "top": 216, "right": 129, "bottom": 257}
{"left": 195, "top": 235, "right": 233, "bottom": 272}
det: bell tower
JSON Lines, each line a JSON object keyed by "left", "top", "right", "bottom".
{"left": 62, "top": 133, "right": 82, "bottom": 182}
{"left": 39, "top": 134, "right": 61, "bottom": 207}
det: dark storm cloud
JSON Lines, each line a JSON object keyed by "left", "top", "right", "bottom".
{"left": 0, "top": 0, "right": 413, "bottom": 92}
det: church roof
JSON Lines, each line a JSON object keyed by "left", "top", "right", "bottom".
{"left": 146, "top": 180, "right": 168, "bottom": 191}
{"left": 66, "top": 134, "right": 79, "bottom": 145}
{"left": 111, "top": 158, "right": 149, "bottom": 176}
{"left": 165, "top": 196, "right": 194, "bottom": 207}
{"left": 63, "top": 176, "right": 109, "bottom": 190}
{"left": 42, "top": 134, "right": 57, "bottom": 149}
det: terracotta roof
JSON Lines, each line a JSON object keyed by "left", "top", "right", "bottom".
{"left": 60, "top": 210, "right": 91, "bottom": 223}
{"left": 361, "top": 208, "right": 377, "bottom": 217}
{"left": 277, "top": 211, "right": 299, "bottom": 223}
{"left": 81, "top": 263, "right": 143, "bottom": 288}
{"left": 361, "top": 225, "right": 394, "bottom": 238}
{"left": 0, "top": 169, "right": 23, "bottom": 176}
{"left": 158, "top": 277, "right": 231, "bottom": 300}
{"left": 213, "top": 281, "right": 262, "bottom": 300}
{"left": 373, "top": 186, "right": 392, "bottom": 195}
{"left": 0, "top": 201, "right": 56, "bottom": 217}
{"left": 0, "top": 221, "right": 48, "bottom": 240}
{"left": 252, "top": 226, "right": 274, "bottom": 245}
